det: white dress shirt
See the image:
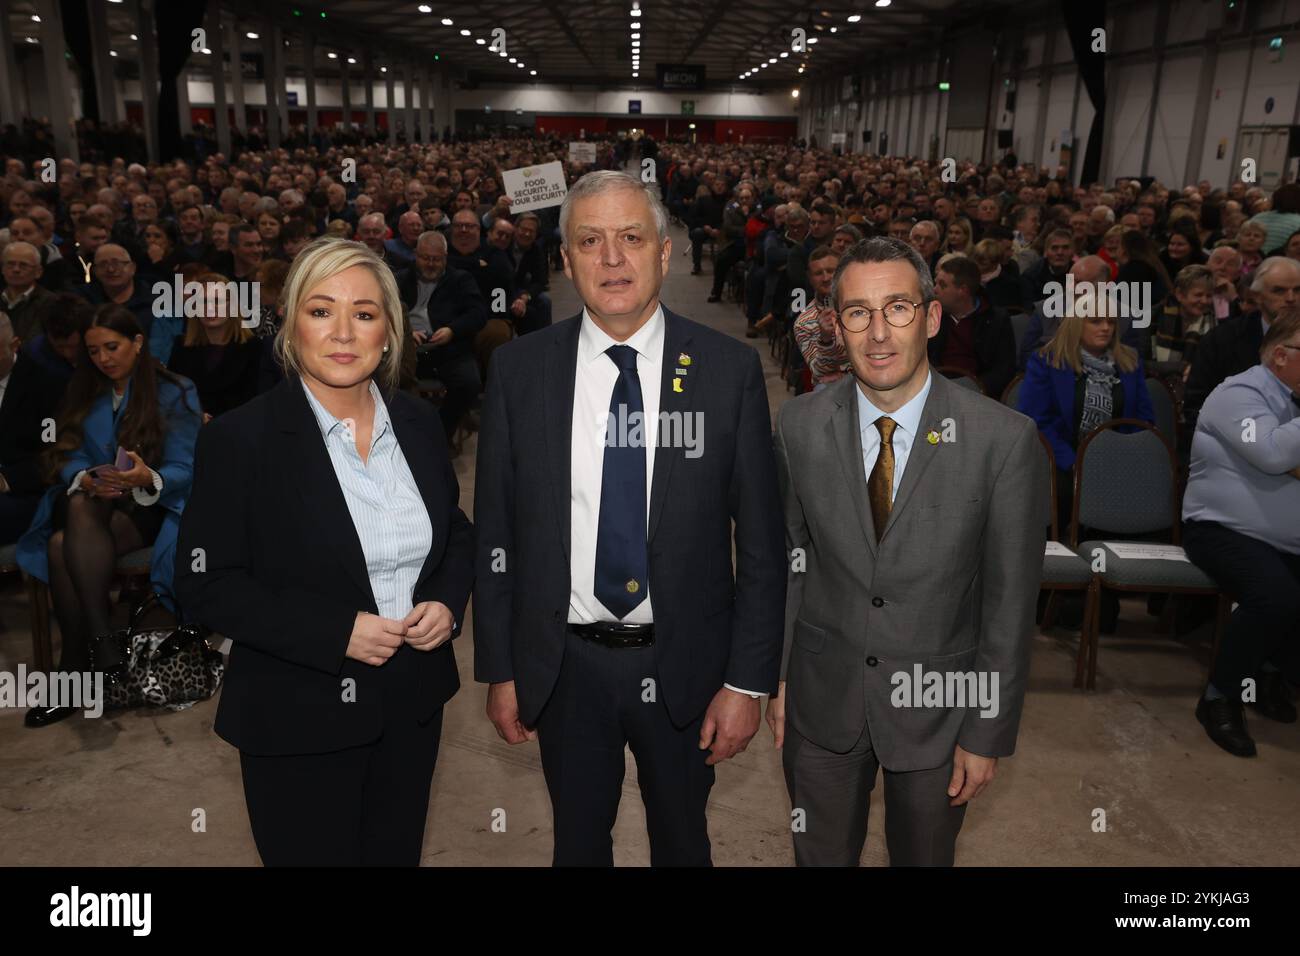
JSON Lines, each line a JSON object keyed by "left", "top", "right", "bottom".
{"left": 569, "top": 304, "right": 663, "bottom": 625}
{"left": 301, "top": 377, "right": 434, "bottom": 621}
{"left": 856, "top": 370, "right": 933, "bottom": 500}
{"left": 568, "top": 304, "right": 761, "bottom": 697}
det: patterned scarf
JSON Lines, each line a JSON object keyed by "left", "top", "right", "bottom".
{"left": 1079, "top": 348, "right": 1119, "bottom": 435}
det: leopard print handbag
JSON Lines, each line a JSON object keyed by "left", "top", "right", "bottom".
{"left": 92, "top": 590, "right": 225, "bottom": 712}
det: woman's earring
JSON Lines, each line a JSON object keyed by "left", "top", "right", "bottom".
{"left": 383, "top": 344, "right": 390, "bottom": 353}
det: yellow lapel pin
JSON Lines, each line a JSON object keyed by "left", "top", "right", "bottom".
{"left": 672, "top": 377, "right": 684, "bottom": 393}
{"left": 678, "top": 352, "right": 691, "bottom": 366}
{"left": 926, "top": 429, "right": 940, "bottom": 445}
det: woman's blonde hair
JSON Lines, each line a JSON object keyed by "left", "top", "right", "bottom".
{"left": 274, "top": 236, "right": 404, "bottom": 392}
{"left": 1040, "top": 310, "right": 1138, "bottom": 375}
{"left": 183, "top": 271, "right": 254, "bottom": 346}
{"left": 943, "top": 216, "right": 973, "bottom": 253}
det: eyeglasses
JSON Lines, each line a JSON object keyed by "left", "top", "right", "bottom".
{"left": 838, "top": 299, "right": 929, "bottom": 332}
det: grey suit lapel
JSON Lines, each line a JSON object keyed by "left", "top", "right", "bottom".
{"left": 882, "top": 369, "right": 953, "bottom": 540}
{"left": 827, "top": 375, "right": 879, "bottom": 557}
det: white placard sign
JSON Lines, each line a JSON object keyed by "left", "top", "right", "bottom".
{"left": 1044, "top": 541, "right": 1079, "bottom": 558}
{"left": 1101, "top": 542, "right": 1190, "bottom": 561}
{"left": 502, "top": 161, "right": 568, "bottom": 213}
{"left": 569, "top": 141, "right": 597, "bottom": 164}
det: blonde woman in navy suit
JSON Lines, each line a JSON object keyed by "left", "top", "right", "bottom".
{"left": 175, "top": 236, "right": 474, "bottom": 866}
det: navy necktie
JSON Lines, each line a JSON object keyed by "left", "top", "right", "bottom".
{"left": 594, "top": 344, "right": 649, "bottom": 619}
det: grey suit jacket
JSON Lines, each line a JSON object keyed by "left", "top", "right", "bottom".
{"left": 775, "top": 369, "right": 1047, "bottom": 771}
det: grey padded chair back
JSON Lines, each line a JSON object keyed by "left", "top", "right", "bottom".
{"left": 1009, "top": 311, "right": 1032, "bottom": 358}
{"left": 949, "top": 373, "right": 982, "bottom": 393}
{"left": 1074, "top": 420, "right": 1174, "bottom": 537}
{"left": 1002, "top": 373, "right": 1024, "bottom": 408}
{"left": 1036, "top": 432, "right": 1057, "bottom": 537}
{"left": 1145, "top": 377, "right": 1177, "bottom": 446}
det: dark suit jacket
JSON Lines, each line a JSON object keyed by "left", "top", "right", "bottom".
{"left": 927, "top": 298, "right": 1017, "bottom": 400}
{"left": 448, "top": 244, "right": 517, "bottom": 308}
{"left": 173, "top": 374, "right": 475, "bottom": 756}
{"left": 0, "top": 285, "right": 57, "bottom": 342}
{"left": 512, "top": 242, "right": 549, "bottom": 299}
{"left": 0, "top": 353, "right": 66, "bottom": 495}
{"left": 395, "top": 265, "right": 488, "bottom": 388}
{"left": 166, "top": 337, "right": 263, "bottom": 418}
{"left": 1183, "top": 312, "right": 1266, "bottom": 432}
{"left": 472, "top": 306, "right": 787, "bottom": 727}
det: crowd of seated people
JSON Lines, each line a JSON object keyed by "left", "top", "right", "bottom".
{"left": 655, "top": 143, "right": 1297, "bottom": 756}
{"left": 2, "top": 130, "right": 1299, "bottom": 746}
{"left": 0, "top": 133, "right": 622, "bottom": 730}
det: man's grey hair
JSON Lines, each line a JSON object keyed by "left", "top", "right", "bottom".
{"left": 1071, "top": 255, "right": 1111, "bottom": 284}
{"left": 910, "top": 219, "right": 940, "bottom": 240}
{"left": 359, "top": 212, "right": 387, "bottom": 229}
{"left": 558, "top": 170, "right": 668, "bottom": 249}
{"left": 515, "top": 211, "right": 541, "bottom": 229}
{"left": 417, "top": 231, "right": 447, "bottom": 251}
{"left": 1252, "top": 255, "right": 1300, "bottom": 294}
{"left": 831, "top": 236, "right": 935, "bottom": 310}
{"left": 785, "top": 206, "right": 810, "bottom": 227}
{"left": 2, "top": 239, "right": 39, "bottom": 264}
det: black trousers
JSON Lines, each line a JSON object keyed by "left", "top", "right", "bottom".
{"left": 238, "top": 706, "right": 444, "bottom": 866}
{"left": 417, "top": 348, "right": 480, "bottom": 442}
{"left": 535, "top": 630, "right": 715, "bottom": 866}
{"left": 784, "top": 722, "right": 966, "bottom": 866}
{"left": 688, "top": 227, "right": 714, "bottom": 269}
{"left": 709, "top": 239, "right": 746, "bottom": 297}
{"left": 0, "top": 491, "right": 41, "bottom": 545}
{"left": 1183, "top": 519, "right": 1300, "bottom": 691}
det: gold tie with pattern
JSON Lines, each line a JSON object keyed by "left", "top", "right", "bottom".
{"left": 868, "top": 417, "right": 897, "bottom": 542}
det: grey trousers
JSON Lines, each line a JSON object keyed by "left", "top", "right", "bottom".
{"left": 783, "top": 722, "right": 967, "bottom": 866}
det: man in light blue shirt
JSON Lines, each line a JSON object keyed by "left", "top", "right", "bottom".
{"left": 857, "top": 369, "right": 932, "bottom": 496}
{"left": 1182, "top": 309, "right": 1300, "bottom": 758}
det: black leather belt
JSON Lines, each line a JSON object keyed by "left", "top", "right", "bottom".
{"left": 570, "top": 622, "right": 655, "bottom": 648}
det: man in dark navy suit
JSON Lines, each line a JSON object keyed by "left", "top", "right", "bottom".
{"left": 474, "top": 170, "right": 786, "bottom": 866}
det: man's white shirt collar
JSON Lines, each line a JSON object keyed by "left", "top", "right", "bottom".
{"left": 579, "top": 303, "right": 665, "bottom": 367}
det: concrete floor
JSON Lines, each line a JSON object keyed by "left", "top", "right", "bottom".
{"left": 2, "top": 219, "right": 1297, "bottom": 866}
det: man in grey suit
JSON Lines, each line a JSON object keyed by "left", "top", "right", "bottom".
{"left": 767, "top": 236, "right": 1047, "bottom": 866}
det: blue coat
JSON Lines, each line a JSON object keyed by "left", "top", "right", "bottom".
{"left": 1018, "top": 351, "right": 1155, "bottom": 470}
{"left": 16, "top": 376, "right": 202, "bottom": 612}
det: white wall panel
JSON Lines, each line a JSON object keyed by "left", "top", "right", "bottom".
{"left": 1106, "top": 61, "right": 1154, "bottom": 178}
{"left": 1147, "top": 54, "right": 1201, "bottom": 186}
{"left": 1041, "top": 67, "right": 1078, "bottom": 172}
{"left": 1241, "top": 37, "right": 1298, "bottom": 125}
{"left": 1198, "top": 45, "right": 1250, "bottom": 186}
{"left": 1011, "top": 75, "right": 1041, "bottom": 165}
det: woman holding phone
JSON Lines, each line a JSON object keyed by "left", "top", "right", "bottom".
{"left": 16, "top": 304, "right": 202, "bottom": 727}
{"left": 174, "top": 236, "right": 474, "bottom": 866}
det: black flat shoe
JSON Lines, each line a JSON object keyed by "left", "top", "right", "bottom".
{"left": 1250, "top": 671, "right": 1297, "bottom": 723}
{"left": 25, "top": 705, "right": 80, "bottom": 728}
{"left": 745, "top": 328, "right": 759, "bottom": 338}
{"left": 690, "top": 267, "right": 702, "bottom": 275}
{"left": 1196, "top": 696, "right": 1256, "bottom": 757}
{"left": 707, "top": 293, "right": 721, "bottom": 302}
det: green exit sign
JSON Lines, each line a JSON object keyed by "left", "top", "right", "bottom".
{"left": 681, "top": 100, "right": 695, "bottom": 115}
{"left": 938, "top": 81, "right": 950, "bottom": 91}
